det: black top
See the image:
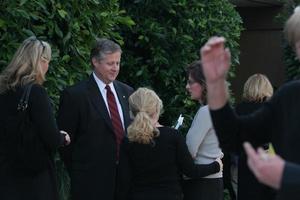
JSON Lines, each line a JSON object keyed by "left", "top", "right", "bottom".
{"left": 210, "top": 80, "right": 300, "bottom": 200}
{"left": 0, "top": 84, "right": 63, "bottom": 200}
{"left": 116, "top": 126, "right": 220, "bottom": 200}
{"left": 234, "top": 101, "right": 275, "bottom": 200}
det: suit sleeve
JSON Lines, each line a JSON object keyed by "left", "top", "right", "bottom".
{"left": 278, "top": 162, "right": 300, "bottom": 199}
{"left": 29, "top": 84, "right": 64, "bottom": 151}
{"left": 210, "top": 102, "right": 273, "bottom": 150}
{"left": 176, "top": 133, "right": 220, "bottom": 178}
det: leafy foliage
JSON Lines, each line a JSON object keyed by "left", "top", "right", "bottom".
{"left": 0, "top": 0, "right": 134, "bottom": 108}
{"left": 119, "top": 0, "right": 242, "bottom": 130}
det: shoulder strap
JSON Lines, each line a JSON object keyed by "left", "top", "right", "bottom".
{"left": 17, "top": 83, "right": 34, "bottom": 111}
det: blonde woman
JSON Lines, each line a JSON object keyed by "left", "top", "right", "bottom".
{"left": 116, "top": 88, "right": 222, "bottom": 200}
{"left": 0, "top": 36, "right": 70, "bottom": 200}
{"left": 235, "top": 74, "right": 275, "bottom": 200}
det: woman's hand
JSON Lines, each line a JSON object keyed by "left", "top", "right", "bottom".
{"left": 215, "top": 157, "right": 223, "bottom": 172}
{"left": 60, "top": 130, "right": 71, "bottom": 146}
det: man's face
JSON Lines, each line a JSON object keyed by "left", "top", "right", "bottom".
{"left": 93, "top": 51, "right": 121, "bottom": 84}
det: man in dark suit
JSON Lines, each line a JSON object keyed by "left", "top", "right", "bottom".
{"left": 57, "top": 38, "right": 134, "bottom": 200}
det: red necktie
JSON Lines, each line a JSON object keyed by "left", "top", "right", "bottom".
{"left": 105, "top": 85, "right": 124, "bottom": 159}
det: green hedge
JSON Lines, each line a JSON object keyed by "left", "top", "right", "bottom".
{"left": 0, "top": 0, "right": 134, "bottom": 108}
{"left": 119, "top": 0, "right": 242, "bottom": 130}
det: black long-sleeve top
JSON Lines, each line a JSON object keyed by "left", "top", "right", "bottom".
{"left": 210, "top": 80, "right": 300, "bottom": 200}
{"left": 0, "top": 84, "right": 64, "bottom": 200}
{"left": 116, "top": 126, "right": 220, "bottom": 200}
{"left": 234, "top": 101, "right": 275, "bottom": 200}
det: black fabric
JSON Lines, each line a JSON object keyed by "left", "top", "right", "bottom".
{"left": 116, "top": 126, "right": 220, "bottom": 200}
{"left": 222, "top": 152, "right": 237, "bottom": 200}
{"left": 4, "top": 83, "right": 49, "bottom": 174}
{"left": 182, "top": 178, "right": 223, "bottom": 200}
{"left": 0, "top": 84, "right": 64, "bottom": 200}
{"left": 57, "top": 75, "right": 134, "bottom": 200}
{"left": 210, "top": 80, "right": 300, "bottom": 200}
{"left": 234, "top": 101, "right": 276, "bottom": 200}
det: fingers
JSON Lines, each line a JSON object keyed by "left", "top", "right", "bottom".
{"left": 60, "top": 130, "right": 71, "bottom": 145}
{"left": 243, "top": 142, "right": 261, "bottom": 177}
{"left": 200, "top": 36, "right": 226, "bottom": 56}
{"left": 215, "top": 157, "right": 223, "bottom": 172}
{"left": 243, "top": 142, "right": 258, "bottom": 161}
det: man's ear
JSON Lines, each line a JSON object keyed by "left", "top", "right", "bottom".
{"left": 91, "top": 57, "right": 98, "bottom": 68}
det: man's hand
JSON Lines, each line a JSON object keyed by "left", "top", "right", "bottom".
{"left": 243, "top": 142, "right": 285, "bottom": 189}
{"left": 200, "top": 36, "right": 231, "bottom": 84}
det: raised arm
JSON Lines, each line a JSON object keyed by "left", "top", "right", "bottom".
{"left": 200, "top": 36, "right": 231, "bottom": 110}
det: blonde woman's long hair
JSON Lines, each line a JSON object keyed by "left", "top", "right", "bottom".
{"left": 0, "top": 36, "right": 51, "bottom": 94}
{"left": 242, "top": 73, "right": 273, "bottom": 102}
{"left": 127, "top": 88, "right": 162, "bottom": 144}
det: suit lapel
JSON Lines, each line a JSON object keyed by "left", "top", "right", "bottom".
{"left": 87, "top": 75, "right": 114, "bottom": 132}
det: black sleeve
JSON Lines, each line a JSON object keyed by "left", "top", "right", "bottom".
{"left": 210, "top": 102, "right": 273, "bottom": 150}
{"left": 57, "top": 88, "right": 80, "bottom": 170}
{"left": 29, "top": 84, "right": 64, "bottom": 151}
{"left": 175, "top": 133, "right": 220, "bottom": 178}
{"left": 278, "top": 162, "right": 300, "bottom": 199}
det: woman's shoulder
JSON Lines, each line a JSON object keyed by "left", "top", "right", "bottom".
{"left": 30, "top": 83, "right": 48, "bottom": 97}
{"left": 158, "top": 126, "right": 182, "bottom": 141}
{"left": 158, "top": 126, "right": 178, "bottom": 134}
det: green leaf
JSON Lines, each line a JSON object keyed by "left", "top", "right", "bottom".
{"left": 57, "top": 9, "right": 68, "bottom": 19}
{"left": 0, "top": 19, "right": 6, "bottom": 28}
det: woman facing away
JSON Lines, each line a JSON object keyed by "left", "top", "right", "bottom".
{"left": 0, "top": 36, "right": 70, "bottom": 200}
{"left": 235, "top": 74, "right": 276, "bottom": 200}
{"left": 116, "top": 87, "right": 222, "bottom": 200}
{"left": 183, "top": 60, "right": 223, "bottom": 200}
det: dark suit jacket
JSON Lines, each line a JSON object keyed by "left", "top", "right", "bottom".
{"left": 57, "top": 75, "right": 133, "bottom": 200}
{"left": 277, "top": 162, "right": 300, "bottom": 200}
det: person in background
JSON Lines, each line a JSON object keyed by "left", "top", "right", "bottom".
{"left": 0, "top": 36, "right": 70, "bottom": 200}
{"left": 199, "top": 5, "right": 300, "bottom": 200}
{"left": 57, "top": 38, "right": 134, "bottom": 200}
{"left": 116, "top": 87, "right": 222, "bottom": 200}
{"left": 183, "top": 61, "right": 223, "bottom": 200}
{"left": 234, "top": 73, "right": 275, "bottom": 200}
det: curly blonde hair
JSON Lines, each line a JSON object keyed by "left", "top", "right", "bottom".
{"left": 127, "top": 88, "right": 162, "bottom": 144}
{"left": 0, "top": 36, "right": 51, "bottom": 93}
{"left": 242, "top": 74, "right": 273, "bottom": 102}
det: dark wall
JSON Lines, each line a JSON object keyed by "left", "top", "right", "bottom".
{"left": 231, "top": 6, "right": 285, "bottom": 102}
